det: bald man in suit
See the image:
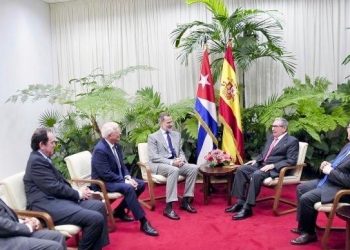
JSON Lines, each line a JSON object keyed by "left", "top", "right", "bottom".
{"left": 0, "top": 198, "right": 65, "bottom": 250}
{"left": 148, "top": 112, "right": 199, "bottom": 220}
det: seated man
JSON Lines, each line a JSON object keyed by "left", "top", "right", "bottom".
{"left": 291, "top": 123, "right": 350, "bottom": 245}
{"left": 225, "top": 117, "right": 299, "bottom": 220}
{"left": 0, "top": 198, "right": 65, "bottom": 250}
{"left": 91, "top": 122, "right": 158, "bottom": 236}
{"left": 23, "top": 128, "right": 109, "bottom": 250}
{"left": 147, "top": 112, "right": 199, "bottom": 220}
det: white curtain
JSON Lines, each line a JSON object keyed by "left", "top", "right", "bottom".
{"left": 50, "top": 0, "right": 350, "bottom": 107}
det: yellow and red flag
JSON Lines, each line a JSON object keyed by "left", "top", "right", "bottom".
{"left": 219, "top": 43, "right": 244, "bottom": 164}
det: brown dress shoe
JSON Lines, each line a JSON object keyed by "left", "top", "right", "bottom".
{"left": 291, "top": 233, "right": 317, "bottom": 245}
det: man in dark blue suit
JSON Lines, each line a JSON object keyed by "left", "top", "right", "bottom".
{"left": 24, "top": 128, "right": 109, "bottom": 250}
{"left": 291, "top": 123, "right": 350, "bottom": 245}
{"left": 0, "top": 198, "right": 65, "bottom": 250}
{"left": 225, "top": 117, "right": 299, "bottom": 220}
{"left": 91, "top": 122, "right": 158, "bottom": 236}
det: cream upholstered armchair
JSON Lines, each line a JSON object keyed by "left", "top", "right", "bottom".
{"left": 258, "top": 142, "right": 308, "bottom": 216}
{"left": 64, "top": 151, "right": 123, "bottom": 232}
{"left": 137, "top": 142, "right": 185, "bottom": 210}
{"left": 314, "top": 189, "right": 350, "bottom": 249}
{"left": 0, "top": 172, "right": 81, "bottom": 240}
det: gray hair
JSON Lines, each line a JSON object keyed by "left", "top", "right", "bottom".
{"left": 101, "top": 122, "right": 121, "bottom": 138}
{"left": 158, "top": 112, "right": 171, "bottom": 124}
{"left": 274, "top": 117, "right": 288, "bottom": 128}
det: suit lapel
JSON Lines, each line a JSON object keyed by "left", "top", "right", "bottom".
{"left": 0, "top": 198, "right": 18, "bottom": 222}
{"left": 157, "top": 130, "right": 169, "bottom": 151}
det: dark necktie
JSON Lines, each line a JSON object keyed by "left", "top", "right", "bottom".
{"left": 166, "top": 131, "right": 177, "bottom": 159}
{"left": 112, "top": 146, "right": 122, "bottom": 173}
{"left": 318, "top": 144, "right": 350, "bottom": 187}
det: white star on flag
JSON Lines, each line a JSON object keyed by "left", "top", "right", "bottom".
{"left": 198, "top": 74, "right": 210, "bottom": 88}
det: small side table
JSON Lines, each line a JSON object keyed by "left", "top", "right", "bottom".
{"left": 199, "top": 165, "right": 238, "bottom": 205}
{"left": 336, "top": 205, "right": 350, "bottom": 250}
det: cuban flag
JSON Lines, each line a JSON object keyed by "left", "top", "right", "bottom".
{"left": 195, "top": 48, "right": 218, "bottom": 165}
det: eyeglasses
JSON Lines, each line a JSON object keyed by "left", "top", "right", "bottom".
{"left": 271, "top": 125, "right": 284, "bottom": 128}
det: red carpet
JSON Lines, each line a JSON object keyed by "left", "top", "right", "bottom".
{"left": 70, "top": 183, "right": 346, "bottom": 250}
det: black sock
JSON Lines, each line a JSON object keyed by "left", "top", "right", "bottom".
{"left": 166, "top": 202, "right": 172, "bottom": 211}
{"left": 140, "top": 217, "right": 147, "bottom": 226}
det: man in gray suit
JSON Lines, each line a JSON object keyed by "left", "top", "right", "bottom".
{"left": 148, "top": 112, "right": 199, "bottom": 220}
{"left": 225, "top": 117, "right": 299, "bottom": 220}
{"left": 24, "top": 128, "right": 109, "bottom": 250}
{"left": 0, "top": 198, "right": 66, "bottom": 250}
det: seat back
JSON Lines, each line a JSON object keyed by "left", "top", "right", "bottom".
{"left": 291, "top": 142, "right": 308, "bottom": 180}
{"left": 137, "top": 143, "right": 149, "bottom": 180}
{"left": 64, "top": 151, "right": 92, "bottom": 180}
{"left": 0, "top": 171, "right": 27, "bottom": 210}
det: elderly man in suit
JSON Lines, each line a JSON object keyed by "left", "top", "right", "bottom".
{"left": 23, "top": 128, "right": 109, "bottom": 250}
{"left": 148, "top": 112, "right": 199, "bottom": 220}
{"left": 290, "top": 124, "right": 350, "bottom": 245}
{"left": 225, "top": 117, "right": 299, "bottom": 220}
{"left": 91, "top": 122, "right": 158, "bottom": 236}
{"left": 0, "top": 198, "right": 66, "bottom": 250}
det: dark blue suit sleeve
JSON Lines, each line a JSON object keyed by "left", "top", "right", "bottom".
{"left": 92, "top": 148, "right": 124, "bottom": 183}
{"left": 0, "top": 217, "right": 31, "bottom": 237}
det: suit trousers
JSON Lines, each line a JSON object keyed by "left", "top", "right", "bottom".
{"left": 232, "top": 164, "right": 270, "bottom": 206}
{"left": 296, "top": 179, "right": 320, "bottom": 234}
{"left": 0, "top": 229, "right": 65, "bottom": 250}
{"left": 109, "top": 178, "right": 146, "bottom": 220}
{"left": 156, "top": 163, "right": 198, "bottom": 203}
{"left": 55, "top": 199, "right": 109, "bottom": 250}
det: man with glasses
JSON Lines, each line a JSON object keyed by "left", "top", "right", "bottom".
{"left": 290, "top": 124, "right": 350, "bottom": 245}
{"left": 225, "top": 117, "right": 299, "bottom": 220}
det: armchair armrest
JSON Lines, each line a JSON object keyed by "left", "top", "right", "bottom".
{"left": 14, "top": 209, "right": 55, "bottom": 229}
{"left": 137, "top": 162, "right": 153, "bottom": 183}
{"left": 70, "top": 178, "right": 108, "bottom": 201}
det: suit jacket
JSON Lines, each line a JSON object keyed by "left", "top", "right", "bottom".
{"left": 255, "top": 134, "right": 299, "bottom": 178}
{"left": 0, "top": 198, "right": 31, "bottom": 237}
{"left": 147, "top": 129, "right": 186, "bottom": 171}
{"left": 91, "top": 139, "right": 130, "bottom": 191}
{"left": 321, "top": 142, "right": 350, "bottom": 203}
{"left": 23, "top": 151, "right": 82, "bottom": 221}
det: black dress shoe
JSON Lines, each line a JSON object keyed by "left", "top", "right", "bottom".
{"left": 163, "top": 209, "right": 180, "bottom": 220}
{"left": 290, "top": 228, "right": 302, "bottom": 235}
{"left": 232, "top": 208, "right": 252, "bottom": 220}
{"left": 225, "top": 204, "right": 243, "bottom": 213}
{"left": 291, "top": 233, "right": 317, "bottom": 245}
{"left": 180, "top": 203, "right": 197, "bottom": 213}
{"left": 113, "top": 212, "right": 134, "bottom": 222}
{"left": 140, "top": 221, "right": 159, "bottom": 236}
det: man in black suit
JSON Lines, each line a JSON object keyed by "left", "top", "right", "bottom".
{"left": 225, "top": 117, "right": 299, "bottom": 220}
{"left": 91, "top": 122, "right": 158, "bottom": 236}
{"left": 290, "top": 124, "right": 350, "bottom": 245}
{"left": 0, "top": 198, "right": 66, "bottom": 250}
{"left": 23, "top": 128, "right": 109, "bottom": 250}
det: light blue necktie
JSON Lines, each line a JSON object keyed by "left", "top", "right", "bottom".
{"left": 318, "top": 144, "right": 350, "bottom": 187}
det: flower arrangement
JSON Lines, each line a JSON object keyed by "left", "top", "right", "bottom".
{"left": 204, "top": 149, "right": 232, "bottom": 167}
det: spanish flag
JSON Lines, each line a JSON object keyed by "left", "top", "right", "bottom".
{"left": 219, "top": 43, "right": 244, "bottom": 164}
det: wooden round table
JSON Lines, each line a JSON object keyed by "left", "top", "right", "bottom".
{"left": 336, "top": 205, "right": 350, "bottom": 250}
{"left": 199, "top": 165, "right": 238, "bottom": 205}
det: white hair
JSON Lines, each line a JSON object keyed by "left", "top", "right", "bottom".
{"left": 101, "top": 122, "right": 121, "bottom": 138}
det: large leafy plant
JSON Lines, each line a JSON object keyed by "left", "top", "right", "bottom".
{"left": 171, "top": 0, "right": 296, "bottom": 83}
{"left": 243, "top": 76, "right": 350, "bottom": 174}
